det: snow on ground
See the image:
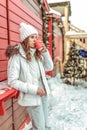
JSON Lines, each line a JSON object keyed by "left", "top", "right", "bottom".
{"left": 47, "top": 74, "right": 87, "bottom": 130}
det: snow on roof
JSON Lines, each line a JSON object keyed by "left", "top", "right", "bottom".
{"left": 49, "top": 8, "right": 61, "bottom": 16}
{"left": 47, "top": 0, "right": 70, "bottom": 4}
{"left": 65, "top": 31, "right": 87, "bottom": 36}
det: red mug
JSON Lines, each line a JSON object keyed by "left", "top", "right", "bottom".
{"left": 35, "top": 39, "right": 43, "bottom": 51}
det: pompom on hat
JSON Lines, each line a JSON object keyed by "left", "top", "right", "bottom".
{"left": 20, "top": 22, "right": 38, "bottom": 42}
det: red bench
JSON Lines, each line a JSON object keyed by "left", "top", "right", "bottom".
{"left": 0, "top": 81, "right": 18, "bottom": 115}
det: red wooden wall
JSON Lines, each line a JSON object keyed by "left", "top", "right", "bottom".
{"left": 0, "top": 0, "right": 8, "bottom": 81}
{"left": 0, "top": 0, "right": 43, "bottom": 81}
{"left": 48, "top": 16, "right": 63, "bottom": 61}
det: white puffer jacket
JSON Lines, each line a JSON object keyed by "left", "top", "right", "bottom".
{"left": 7, "top": 45, "right": 53, "bottom": 106}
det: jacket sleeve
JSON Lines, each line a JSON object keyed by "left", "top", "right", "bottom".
{"left": 7, "top": 55, "right": 38, "bottom": 94}
{"left": 42, "top": 50, "right": 53, "bottom": 71}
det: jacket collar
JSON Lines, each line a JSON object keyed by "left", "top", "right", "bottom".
{"left": 19, "top": 44, "right": 26, "bottom": 58}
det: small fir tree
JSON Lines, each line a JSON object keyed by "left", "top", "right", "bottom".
{"left": 62, "top": 41, "right": 85, "bottom": 86}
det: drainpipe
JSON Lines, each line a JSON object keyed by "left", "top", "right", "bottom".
{"left": 6, "top": 0, "right": 10, "bottom": 45}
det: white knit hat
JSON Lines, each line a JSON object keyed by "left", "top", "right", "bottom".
{"left": 20, "top": 22, "right": 38, "bottom": 42}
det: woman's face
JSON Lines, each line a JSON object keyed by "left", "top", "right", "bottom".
{"left": 28, "top": 34, "right": 38, "bottom": 48}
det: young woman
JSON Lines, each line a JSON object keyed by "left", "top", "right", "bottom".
{"left": 6, "top": 22, "right": 53, "bottom": 130}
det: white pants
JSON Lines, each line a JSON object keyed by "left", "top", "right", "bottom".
{"left": 26, "top": 96, "right": 49, "bottom": 130}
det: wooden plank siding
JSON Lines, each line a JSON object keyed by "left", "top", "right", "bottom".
{"left": 21, "top": 0, "right": 42, "bottom": 18}
{"left": 0, "top": 0, "right": 43, "bottom": 129}
{"left": 0, "top": 0, "right": 43, "bottom": 81}
{"left": 8, "top": 0, "right": 42, "bottom": 43}
{"left": 0, "top": 98, "right": 28, "bottom": 130}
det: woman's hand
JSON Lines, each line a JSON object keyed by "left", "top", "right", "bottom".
{"left": 41, "top": 45, "right": 47, "bottom": 53}
{"left": 40, "top": 42, "right": 47, "bottom": 53}
{"left": 37, "top": 88, "right": 46, "bottom": 96}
